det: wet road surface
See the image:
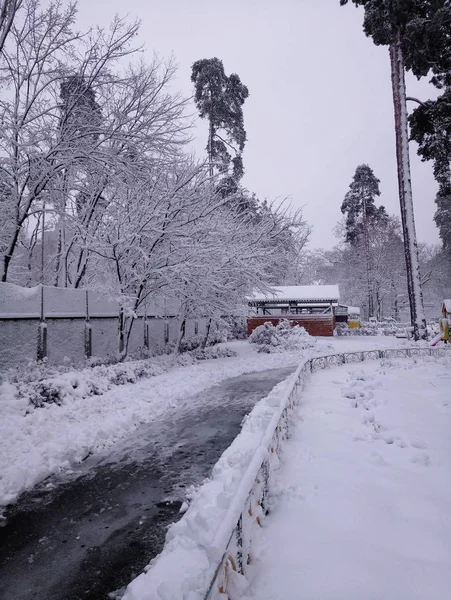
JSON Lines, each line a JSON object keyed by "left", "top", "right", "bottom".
{"left": 0, "top": 366, "right": 294, "bottom": 600}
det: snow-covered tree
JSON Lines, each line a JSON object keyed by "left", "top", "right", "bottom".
{"left": 191, "top": 57, "right": 249, "bottom": 190}
{"left": 0, "top": 0, "right": 189, "bottom": 285}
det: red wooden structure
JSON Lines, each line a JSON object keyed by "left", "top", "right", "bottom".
{"left": 247, "top": 285, "right": 340, "bottom": 337}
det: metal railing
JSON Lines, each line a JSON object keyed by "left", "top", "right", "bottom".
{"left": 205, "top": 345, "right": 449, "bottom": 599}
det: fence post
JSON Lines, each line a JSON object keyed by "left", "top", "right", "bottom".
{"left": 37, "top": 284, "right": 47, "bottom": 361}
{"left": 144, "top": 319, "right": 150, "bottom": 350}
{"left": 144, "top": 302, "right": 151, "bottom": 350}
{"left": 119, "top": 307, "right": 125, "bottom": 355}
{"left": 236, "top": 514, "right": 244, "bottom": 574}
{"left": 84, "top": 290, "right": 92, "bottom": 359}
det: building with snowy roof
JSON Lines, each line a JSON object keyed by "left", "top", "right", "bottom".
{"left": 247, "top": 285, "right": 340, "bottom": 336}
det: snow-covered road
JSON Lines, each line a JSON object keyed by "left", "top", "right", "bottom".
{"left": 0, "top": 366, "right": 294, "bottom": 600}
{"left": 242, "top": 354, "right": 451, "bottom": 600}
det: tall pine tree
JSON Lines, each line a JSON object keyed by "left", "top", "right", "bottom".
{"left": 338, "top": 0, "right": 451, "bottom": 339}
{"left": 341, "top": 164, "right": 388, "bottom": 318}
{"left": 191, "top": 58, "right": 249, "bottom": 192}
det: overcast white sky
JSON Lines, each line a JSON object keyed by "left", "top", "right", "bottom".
{"left": 77, "top": 0, "right": 440, "bottom": 250}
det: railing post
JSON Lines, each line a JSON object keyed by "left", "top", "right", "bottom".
{"left": 236, "top": 514, "right": 244, "bottom": 574}
{"left": 261, "top": 460, "right": 270, "bottom": 516}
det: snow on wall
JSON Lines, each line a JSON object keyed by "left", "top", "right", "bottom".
{"left": 0, "top": 282, "right": 41, "bottom": 316}
{"left": 147, "top": 319, "right": 166, "bottom": 353}
{"left": 0, "top": 320, "right": 38, "bottom": 368}
{"left": 44, "top": 286, "right": 85, "bottom": 318}
{"left": 90, "top": 318, "right": 118, "bottom": 358}
{"left": 143, "top": 296, "right": 181, "bottom": 316}
{"left": 127, "top": 318, "right": 145, "bottom": 354}
{"left": 46, "top": 319, "right": 86, "bottom": 364}
{"left": 185, "top": 318, "right": 197, "bottom": 338}
{"left": 168, "top": 318, "right": 181, "bottom": 343}
{"left": 88, "top": 290, "right": 119, "bottom": 317}
{"left": 197, "top": 318, "right": 207, "bottom": 338}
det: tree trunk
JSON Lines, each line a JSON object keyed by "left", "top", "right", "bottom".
{"left": 118, "top": 307, "right": 126, "bottom": 359}
{"left": 202, "top": 318, "right": 212, "bottom": 349}
{"left": 2, "top": 252, "right": 11, "bottom": 282}
{"left": 362, "top": 195, "right": 374, "bottom": 318}
{"left": 53, "top": 168, "right": 69, "bottom": 287}
{"left": 392, "top": 281, "right": 399, "bottom": 321}
{"left": 208, "top": 118, "right": 214, "bottom": 178}
{"left": 389, "top": 37, "right": 427, "bottom": 340}
{"left": 174, "top": 317, "right": 186, "bottom": 355}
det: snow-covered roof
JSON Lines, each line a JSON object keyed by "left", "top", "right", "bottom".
{"left": 443, "top": 299, "right": 451, "bottom": 313}
{"left": 347, "top": 306, "right": 361, "bottom": 315}
{"left": 248, "top": 285, "right": 340, "bottom": 303}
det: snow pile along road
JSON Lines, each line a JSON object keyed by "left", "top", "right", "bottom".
{"left": 0, "top": 345, "right": 302, "bottom": 513}
{"left": 243, "top": 354, "right": 451, "bottom": 600}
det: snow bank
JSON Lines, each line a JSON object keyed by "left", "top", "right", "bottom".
{"left": 123, "top": 362, "right": 307, "bottom": 600}
{"left": 0, "top": 346, "right": 303, "bottom": 512}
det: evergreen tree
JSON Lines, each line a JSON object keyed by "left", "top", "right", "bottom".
{"left": 435, "top": 192, "right": 451, "bottom": 251}
{"left": 338, "top": 0, "right": 451, "bottom": 339}
{"left": 408, "top": 90, "right": 451, "bottom": 256}
{"left": 191, "top": 58, "right": 249, "bottom": 188}
{"left": 59, "top": 74, "right": 102, "bottom": 172}
{"left": 409, "top": 89, "right": 451, "bottom": 197}
{"left": 341, "top": 164, "right": 387, "bottom": 317}
{"left": 341, "top": 164, "right": 387, "bottom": 245}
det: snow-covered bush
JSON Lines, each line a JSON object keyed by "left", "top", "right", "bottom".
{"left": 335, "top": 321, "right": 410, "bottom": 337}
{"left": 335, "top": 323, "right": 376, "bottom": 337}
{"left": 191, "top": 346, "right": 237, "bottom": 360}
{"left": 249, "top": 319, "right": 316, "bottom": 353}
{"left": 178, "top": 335, "right": 204, "bottom": 353}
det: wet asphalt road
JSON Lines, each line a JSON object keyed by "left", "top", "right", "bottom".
{"left": 0, "top": 366, "right": 294, "bottom": 600}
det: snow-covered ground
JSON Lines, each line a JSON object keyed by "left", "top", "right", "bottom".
{"left": 0, "top": 335, "right": 419, "bottom": 515}
{"left": 242, "top": 354, "right": 451, "bottom": 600}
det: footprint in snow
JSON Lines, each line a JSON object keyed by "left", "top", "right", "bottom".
{"left": 410, "top": 453, "right": 431, "bottom": 466}
{"left": 411, "top": 440, "right": 428, "bottom": 450}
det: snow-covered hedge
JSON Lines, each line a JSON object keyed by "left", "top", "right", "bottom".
{"left": 249, "top": 319, "right": 317, "bottom": 353}
{"left": 1, "top": 346, "right": 238, "bottom": 410}
{"left": 335, "top": 322, "right": 409, "bottom": 337}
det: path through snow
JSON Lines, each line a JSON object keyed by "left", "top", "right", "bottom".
{"left": 0, "top": 367, "right": 294, "bottom": 600}
{"left": 243, "top": 354, "right": 451, "bottom": 600}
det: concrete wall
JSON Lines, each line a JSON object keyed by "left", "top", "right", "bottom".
{"left": 0, "top": 283, "right": 207, "bottom": 371}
